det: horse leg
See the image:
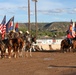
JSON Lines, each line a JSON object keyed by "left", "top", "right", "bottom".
{"left": 25, "top": 49, "right": 32, "bottom": 57}
{"left": 26, "top": 50, "right": 28, "bottom": 57}
{"left": 60, "top": 47, "right": 64, "bottom": 53}
{"left": 1, "top": 50, "right": 4, "bottom": 59}
{"left": 13, "top": 46, "right": 16, "bottom": 58}
{"left": 14, "top": 46, "right": 19, "bottom": 58}
{"left": 29, "top": 47, "right": 32, "bottom": 57}
{"left": 72, "top": 45, "right": 75, "bottom": 52}
{"left": 69, "top": 47, "right": 72, "bottom": 52}
{"left": 18, "top": 43, "right": 24, "bottom": 57}
{"left": 1, "top": 45, "right": 5, "bottom": 59}
{"left": 8, "top": 46, "right": 12, "bottom": 58}
{"left": 18, "top": 48, "right": 23, "bottom": 57}
{"left": 32, "top": 45, "right": 36, "bottom": 51}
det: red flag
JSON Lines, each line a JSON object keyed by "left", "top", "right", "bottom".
{"left": 15, "top": 22, "right": 19, "bottom": 32}
{"left": 69, "top": 20, "right": 73, "bottom": 32}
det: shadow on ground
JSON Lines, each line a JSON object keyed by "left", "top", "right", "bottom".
{"left": 48, "top": 65, "right": 76, "bottom": 68}
{"left": 34, "top": 49, "right": 61, "bottom": 53}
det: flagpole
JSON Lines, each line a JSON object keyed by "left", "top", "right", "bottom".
{"left": 28, "top": 0, "right": 31, "bottom": 33}
{"left": 32, "top": 0, "right": 38, "bottom": 38}
{"left": 13, "top": 16, "right": 15, "bottom": 32}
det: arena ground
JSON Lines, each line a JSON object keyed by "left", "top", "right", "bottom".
{"left": 0, "top": 50, "right": 76, "bottom": 75}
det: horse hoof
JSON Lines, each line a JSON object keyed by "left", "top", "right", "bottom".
{"left": 8, "top": 56, "right": 11, "bottom": 59}
{"left": 1, "top": 57, "right": 4, "bottom": 59}
{"left": 64, "top": 52, "right": 67, "bottom": 53}
{"left": 30, "top": 55, "right": 32, "bottom": 57}
{"left": 19, "top": 55, "right": 23, "bottom": 58}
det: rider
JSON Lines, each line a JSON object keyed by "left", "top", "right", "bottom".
{"left": 66, "top": 30, "right": 73, "bottom": 45}
{"left": 24, "top": 31, "right": 31, "bottom": 43}
{"left": 18, "top": 31, "right": 23, "bottom": 39}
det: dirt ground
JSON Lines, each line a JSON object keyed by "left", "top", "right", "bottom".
{"left": 0, "top": 50, "right": 76, "bottom": 75}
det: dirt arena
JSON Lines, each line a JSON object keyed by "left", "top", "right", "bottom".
{"left": 0, "top": 50, "right": 76, "bottom": 75}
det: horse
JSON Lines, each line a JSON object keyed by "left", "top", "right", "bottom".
{"left": 60, "top": 38, "right": 72, "bottom": 53}
{"left": 2, "top": 31, "right": 24, "bottom": 58}
{"left": 2, "top": 38, "right": 12, "bottom": 58}
{"left": 23, "top": 33, "right": 32, "bottom": 57}
{"left": 31, "top": 35, "right": 40, "bottom": 51}
{"left": 23, "top": 32, "right": 37, "bottom": 57}
{"left": 24, "top": 34, "right": 41, "bottom": 57}
{"left": 71, "top": 38, "right": 76, "bottom": 52}
{"left": 9, "top": 31, "right": 24, "bottom": 58}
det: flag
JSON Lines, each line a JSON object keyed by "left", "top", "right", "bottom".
{"left": 72, "top": 22, "right": 75, "bottom": 30}
{"left": 72, "top": 22, "right": 75, "bottom": 38}
{"left": 15, "top": 22, "right": 19, "bottom": 32}
{"left": 0, "top": 15, "right": 6, "bottom": 34}
{"left": 1, "top": 15, "right": 6, "bottom": 39}
{"left": 0, "top": 24, "right": 3, "bottom": 34}
{"left": 67, "top": 20, "right": 73, "bottom": 34}
{"left": 6, "top": 16, "right": 14, "bottom": 33}
{"left": 1, "top": 15, "right": 6, "bottom": 34}
{"left": 69, "top": 19, "right": 73, "bottom": 32}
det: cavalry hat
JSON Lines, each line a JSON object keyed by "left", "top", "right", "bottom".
{"left": 19, "top": 31, "right": 23, "bottom": 34}
{"left": 26, "top": 31, "right": 29, "bottom": 34}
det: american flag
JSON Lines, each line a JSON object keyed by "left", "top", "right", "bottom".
{"left": 0, "top": 24, "right": 3, "bottom": 34}
{"left": 1, "top": 15, "right": 6, "bottom": 39}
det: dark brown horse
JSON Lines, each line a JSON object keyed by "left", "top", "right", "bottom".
{"left": 60, "top": 38, "right": 72, "bottom": 53}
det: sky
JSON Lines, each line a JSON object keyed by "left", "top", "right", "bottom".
{"left": 0, "top": 0, "right": 76, "bottom": 23}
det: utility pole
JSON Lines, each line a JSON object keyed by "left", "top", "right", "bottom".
{"left": 32, "top": 0, "right": 38, "bottom": 38}
{"left": 28, "top": 0, "right": 31, "bottom": 33}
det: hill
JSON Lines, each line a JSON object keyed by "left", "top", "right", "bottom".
{"left": 18, "top": 22, "right": 70, "bottom": 32}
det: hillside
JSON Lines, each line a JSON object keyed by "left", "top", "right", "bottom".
{"left": 18, "top": 22, "right": 70, "bottom": 32}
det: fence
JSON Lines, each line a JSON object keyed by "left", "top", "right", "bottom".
{"left": 36, "top": 39, "right": 63, "bottom": 50}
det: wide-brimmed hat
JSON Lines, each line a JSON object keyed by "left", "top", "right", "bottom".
{"left": 19, "top": 31, "right": 23, "bottom": 34}
{"left": 26, "top": 31, "right": 29, "bottom": 34}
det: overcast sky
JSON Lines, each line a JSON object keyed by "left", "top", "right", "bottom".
{"left": 0, "top": 0, "right": 76, "bottom": 23}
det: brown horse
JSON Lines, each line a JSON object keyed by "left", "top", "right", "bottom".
{"left": 60, "top": 38, "right": 72, "bottom": 53}
{"left": 13, "top": 37, "right": 24, "bottom": 58}
{"left": 72, "top": 38, "right": 76, "bottom": 52}
{"left": 3, "top": 31, "right": 24, "bottom": 58}
{"left": 10, "top": 32, "right": 24, "bottom": 58}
